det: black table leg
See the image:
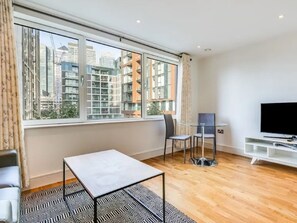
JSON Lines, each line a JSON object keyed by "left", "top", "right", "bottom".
{"left": 123, "top": 174, "right": 166, "bottom": 222}
{"left": 162, "top": 173, "right": 166, "bottom": 222}
{"left": 63, "top": 160, "right": 65, "bottom": 200}
{"left": 94, "top": 198, "right": 97, "bottom": 223}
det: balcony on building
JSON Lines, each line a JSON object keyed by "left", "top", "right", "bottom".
{"left": 136, "top": 87, "right": 141, "bottom": 94}
{"left": 101, "top": 83, "right": 108, "bottom": 88}
{"left": 135, "top": 55, "right": 141, "bottom": 63}
{"left": 136, "top": 76, "right": 141, "bottom": 83}
{"left": 122, "top": 51, "right": 132, "bottom": 58}
{"left": 137, "top": 66, "right": 141, "bottom": 73}
{"left": 125, "top": 71, "right": 133, "bottom": 76}
{"left": 121, "top": 59, "right": 132, "bottom": 67}
{"left": 122, "top": 95, "right": 132, "bottom": 102}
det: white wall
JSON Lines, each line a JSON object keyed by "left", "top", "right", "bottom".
{"left": 24, "top": 120, "right": 165, "bottom": 188}
{"left": 197, "top": 32, "right": 297, "bottom": 154}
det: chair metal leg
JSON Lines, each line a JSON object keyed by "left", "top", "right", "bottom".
{"left": 164, "top": 139, "right": 167, "bottom": 161}
{"left": 183, "top": 140, "right": 186, "bottom": 163}
{"left": 172, "top": 139, "right": 174, "bottom": 157}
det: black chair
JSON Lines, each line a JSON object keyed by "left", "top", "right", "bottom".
{"left": 193, "top": 113, "right": 216, "bottom": 158}
{"left": 163, "top": 114, "right": 192, "bottom": 163}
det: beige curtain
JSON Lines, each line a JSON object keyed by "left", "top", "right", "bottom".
{"left": 177, "top": 53, "right": 192, "bottom": 136}
{"left": 0, "top": 0, "right": 29, "bottom": 187}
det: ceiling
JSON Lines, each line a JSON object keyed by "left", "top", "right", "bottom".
{"left": 16, "top": 0, "right": 297, "bottom": 57}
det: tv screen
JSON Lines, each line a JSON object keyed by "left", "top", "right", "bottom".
{"left": 261, "top": 102, "right": 297, "bottom": 135}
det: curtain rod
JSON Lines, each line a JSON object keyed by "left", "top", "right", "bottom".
{"left": 13, "top": 3, "right": 185, "bottom": 59}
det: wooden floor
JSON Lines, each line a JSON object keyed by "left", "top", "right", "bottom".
{"left": 26, "top": 149, "right": 297, "bottom": 223}
{"left": 142, "top": 149, "right": 297, "bottom": 223}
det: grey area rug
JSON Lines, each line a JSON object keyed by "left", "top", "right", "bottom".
{"left": 21, "top": 182, "right": 196, "bottom": 223}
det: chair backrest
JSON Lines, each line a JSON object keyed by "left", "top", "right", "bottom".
{"left": 197, "top": 113, "right": 216, "bottom": 134}
{"left": 164, "top": 114, "right": 175, "bottom": 139}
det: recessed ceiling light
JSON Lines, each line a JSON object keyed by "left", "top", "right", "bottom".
{"left": 197, "top": 45, "right": 201, "bottom": 49}
{"left": 278, "top": 14, "right": 284, "bottom": 19}
{"left": 204, "top": 48, "right": 212, "bottom": 52}
{"left": 136, "top": 20, "right": 141, "bottom": 23}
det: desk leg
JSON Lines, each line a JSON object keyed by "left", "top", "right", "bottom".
{"left": 94, "top": 198, "right": 97, "bottom": 223}
{"left": 190, "top": 136, "right": 193, "bottom": 158}
{"left": 184, "top": 140, "right": 186, "bottom": 163}
{"left": 201, "top": 125, "right": 205, "bottom": 158}
{"left": 162, "top": 173, "right": 166, "bottom": 222}
{"left": 123, "top": 174, "right": 165, "bottom": 221}
{"left": 63, "top": 160, "right": 65, "bottom": 200}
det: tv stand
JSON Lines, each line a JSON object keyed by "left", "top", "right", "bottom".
{"left": 264, "top": 135, "right": 297, "bottom": 142}
{"left": 245, "top": 137, "right": 297, "bottom": 168}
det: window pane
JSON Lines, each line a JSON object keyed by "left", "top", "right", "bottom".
{"left": 86, "top": 41, "right": 142, "bottom": 119}
{"left": 15, "top": 25, "right": 80, "bottom": 120}
{"left": 145, "top": 59, "right": 177, "bottom": 116}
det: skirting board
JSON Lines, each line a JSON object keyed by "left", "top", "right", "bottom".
{"left": 204, "top": 142, "right": 245, "bottom": 157}
{"left": 25, "top": 169, "right": 75, "bottom": 191}
{"left": 25, "top": 143, "right": 245, "bottom": 190}
{"left": 25, "top": 145, "right": 185, "bottom": 190}
{"left": 131, "top": 145, "right": 185, "bottom": 160}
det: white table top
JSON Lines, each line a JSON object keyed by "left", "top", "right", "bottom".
{"left": 64, "top": 150, "right": 163, "bottom": 198}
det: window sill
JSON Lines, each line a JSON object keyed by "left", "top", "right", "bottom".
{"left": 23, "top": 118, "right": 165, "bottom": 130}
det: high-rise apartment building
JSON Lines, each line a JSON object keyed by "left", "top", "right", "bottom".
{"left": 67, "top": 42, "right": 78, "bottom": 63}
{"left": 15, "top": 26, "right": 41, "bottom": 120}
{"left": 99, "top": 52, "right": 116, "bottom": 68}
{"left": 61, "top": 62, "right": 79, "bottom": 106}
{"left": 53, "top": 45, "right": 68, "bottom": 108}
{"left": 120, "top": 53, "right": 176, "bottom": 117}
{"left": 121, "top": 52, "right": 142, "bottom": 117}
{"left": 86, "top": 65, "right": 121, "bottom": 119}
{"left": 40, "top": 44, "right": 55, "bottom": 110}
{"left": 68, "top": 43, "right": 96, "bottom": 65}
{"left": 60, "top": 43, "right": 96, "bottom": 107}
{"left": 86, "top": 45, "right": 96, "bottom": 66}
{"left": 146, "top": 60, "right": 176, "bottom": 114}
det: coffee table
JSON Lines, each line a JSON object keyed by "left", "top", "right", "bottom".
{"left": 63, "top": 150, "right": 165, "bottom": 222}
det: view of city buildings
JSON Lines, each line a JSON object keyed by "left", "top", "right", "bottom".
{"left": 121, "top": 51, "right": 142, "bottom": 117}
{"left": 145, "top": 59, "right": 177, "bottom": 115}
{"left": 15, "top": 25, "right": 177, "bottom": 120}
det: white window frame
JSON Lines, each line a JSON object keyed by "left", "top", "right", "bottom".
{"left": 15, "top": 18, "right": 85, "bottom": 126}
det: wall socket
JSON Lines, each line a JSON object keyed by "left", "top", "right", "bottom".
{"left": 217, "top": 129, "right": 224, "bottom": 134}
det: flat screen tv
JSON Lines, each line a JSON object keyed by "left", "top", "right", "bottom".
{"left": 261, "top": 102, "right": 297, "bottom": 136}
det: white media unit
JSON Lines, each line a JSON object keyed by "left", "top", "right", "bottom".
{"left": 244, "top": 137, "right": 297, "bottom": 168}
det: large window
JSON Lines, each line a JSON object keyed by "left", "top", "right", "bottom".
{"left": 15, "top": 25, "right": 80, "bottom": 120}
{"left": 15, "top": 21, "right": 178, "bottom": 124}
